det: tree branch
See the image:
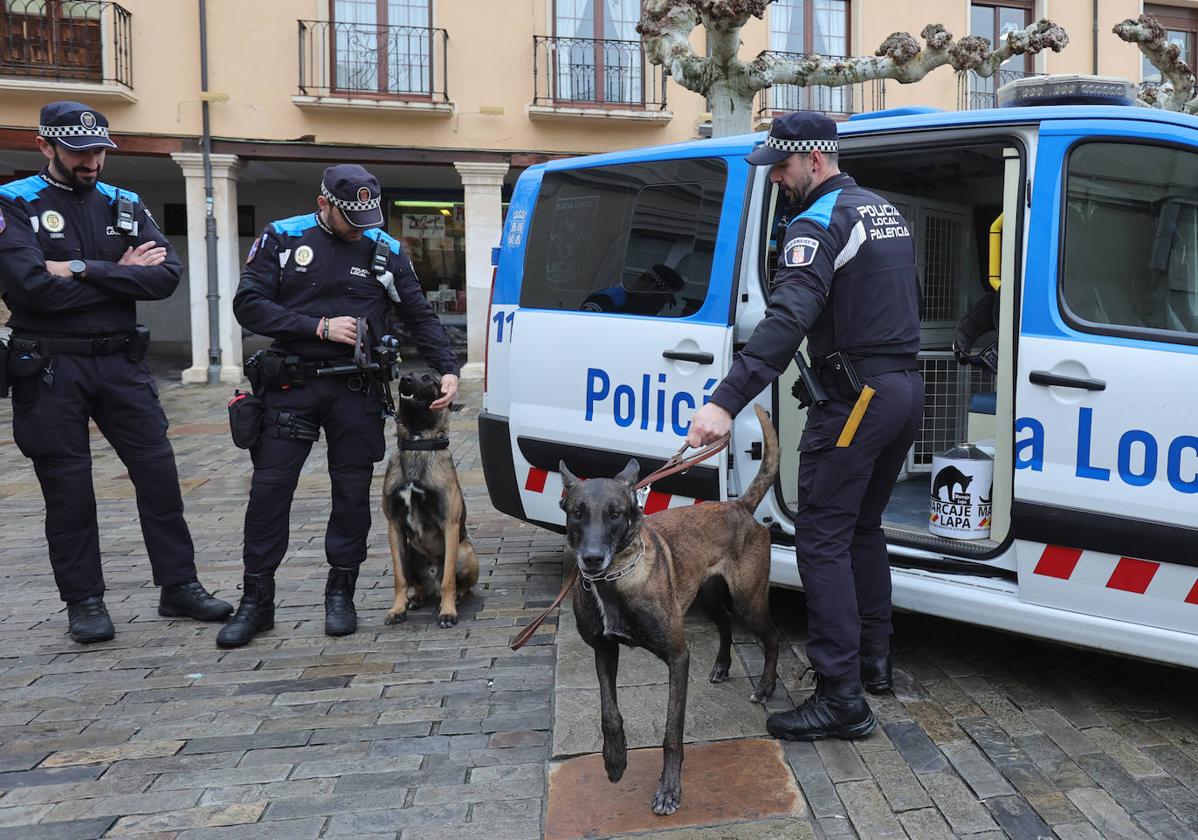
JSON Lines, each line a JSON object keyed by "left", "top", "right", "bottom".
{"left": 639, "top": 0, "right": 770, "bottom": 97}
{"left": 1114, "top": 14, "right": 1197, "bottom": 113}
{"left": 747, "top": 19, "right": 1067, "bottom": 89}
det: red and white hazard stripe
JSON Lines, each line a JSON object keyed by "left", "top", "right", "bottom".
{"left": 1032, "top": 545, "right": 1198, "bottom": 605}
{"left": 523, "top": 467, "right": 708, "bottom": 511}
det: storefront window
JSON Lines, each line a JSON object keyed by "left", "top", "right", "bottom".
{"left": 387, "top": 198, "right": 467, "bottom": 319}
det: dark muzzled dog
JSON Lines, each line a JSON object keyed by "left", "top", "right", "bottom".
{"left": 560, "top": 404, "right": 781, "bottom": 816}
{"left": 383, "top": 371, "right": 479, "bottom": 628}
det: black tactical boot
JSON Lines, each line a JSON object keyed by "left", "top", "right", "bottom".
{"left": 216, "top": 574, "right": 275, "bottom": 649}
{"left": 860, "top": 642, "right": 893, "bottom": 695}
{"left": 324, "top": 565, "right": 359, "bottom": 637}
{"left": 159, "top": 579, "right": 234, "bottom": 622}
{"left": 67, "top": 596, "right": 115, "bottom": 644}
{"left": 766, "top": 674, "right": 877, "bottom": 741}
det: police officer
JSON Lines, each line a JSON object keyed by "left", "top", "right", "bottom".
{"left": 0, "top": 101, "right": 233, "bottom": 643}
{"left": 219, "top": 164, "right": 460, "bottom": 649}
{"left": 687, "top": 112, "right": 924, "bottom": 741}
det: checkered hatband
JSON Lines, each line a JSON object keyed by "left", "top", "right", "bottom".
{"left": 321, "top": 181, "right": 381, "bottom": 211}
{"left": 766, "top": 135, "right": 839, "bottom": 154}
{"left": 39, "top": 124, "right": 111, "bottom": 139}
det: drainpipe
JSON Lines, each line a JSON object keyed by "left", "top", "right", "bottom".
{"left": 1093, "top": 0, "right": 1099, "bottom": 75}
{"left": 199, "top": 0, "right": 221, "bottom": 384}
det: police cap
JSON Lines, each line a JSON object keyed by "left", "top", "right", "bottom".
{"left": 38, "top": 101, "right": 117, "bottom": 151}
{"left": 321, "top": 164, "right": 384, "bottom": 228}
{"left": 745, "top": 111, "right": 838, "bottom": 166}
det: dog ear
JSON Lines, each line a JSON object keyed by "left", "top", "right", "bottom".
{"left": 615, "top": 458, "right": 640, "bottom": 486}
{"left": 559, "top": 461, "right": 580, "bottom": 494}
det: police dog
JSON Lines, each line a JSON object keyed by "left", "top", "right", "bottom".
{"left": 382, "top": 371, "right": 479, "bottom": 628}
{"left": 559, "top": 404, "right": 780, "bottom": 816}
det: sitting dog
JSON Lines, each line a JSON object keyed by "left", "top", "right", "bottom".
{"left": 560, "top": 404, "right": 780, "bottom": 816}
{"left": 382, "top": 371, "right": 479, "bottom": 628}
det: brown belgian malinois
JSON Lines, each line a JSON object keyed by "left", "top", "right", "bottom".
{"left": 559, "top": 404, "right": 781, "bottom": 816}
{"left": 382, "top": 371, "right": 479, "bottom": 628}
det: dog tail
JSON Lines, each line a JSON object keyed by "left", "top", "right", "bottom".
{"left": 737, "top": 404, "right": 780, "bottom": 513}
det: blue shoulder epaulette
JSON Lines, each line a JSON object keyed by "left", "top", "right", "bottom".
{"left": 271, "top": 213, "right": 320, "bottom": 237}
{"left": 96, "top": 182, "right": 141, "bottom": 206}
{"left": 0, "top": 175, "right": 51, "bottom": 203}
{"left": 795, "top": 189, "right": 842, "bottom": 230}
{"left": 364, "top": 226, "right": 402, "bottom": 255}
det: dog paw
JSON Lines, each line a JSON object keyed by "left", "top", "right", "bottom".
{"left": 406, "top": 596, "right": 423, "bottom": 611}
{"left": 438, "top": 612, "right": 458, "bottom": 628}
{"left": 603, "top": 748, "right": 627, "bottom": 783}
{"left": 709, "top": 661, "right": 731, "bottom": 683}
{"left": 749, "top": 681, "right": 776, "bottom": 704}
{"left": 384, "top": 609, "right": 408, "bottom": 625}
{"left": 651, "top": 782, "right": 681, "bottom": 816}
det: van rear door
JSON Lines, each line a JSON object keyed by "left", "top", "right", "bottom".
{"left": 500, "top": 154, "right": 746, "bottom": 529}
{"left": 1014, "top": 117, "right": 1198, "bottom": 632}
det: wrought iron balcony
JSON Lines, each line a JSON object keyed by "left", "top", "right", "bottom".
{"left": 533, "top": 35, "right": 666, "bottom": 110}
{"left": 959, "top": 68, "right": 1039, "bottom": 110}
{"left": 298, "top": 19, "right": 448, "bottom": 102}
{"left": 0, "top": 0, "right": 132, "bottom": 88}
{"left": 756, "top": 53, "right": 885, "bottom": 119}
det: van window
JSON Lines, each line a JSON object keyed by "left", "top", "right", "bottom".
{"left": 1061, "top": 142, "right": 1198, "bottom": 339}
{"left": 520, "top": 158, "right": 727, "bottom": 317}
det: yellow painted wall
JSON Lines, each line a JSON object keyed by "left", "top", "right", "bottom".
{"left": 0, "top": 0, "right": 1177, "bottom": 156}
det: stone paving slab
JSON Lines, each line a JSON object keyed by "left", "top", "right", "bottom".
{"left": 544, "top": 738, "right": 806, "bottom": 840}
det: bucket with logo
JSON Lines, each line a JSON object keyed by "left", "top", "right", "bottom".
{"left": 928, "top": 444, "right": 993, "bottom": 539}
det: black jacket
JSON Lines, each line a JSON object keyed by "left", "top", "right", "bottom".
{"left": 234, "top": 213, "right": 459, "bottom": 375}
{"left": 711, "top": 174, "right": 920, "bottom": 415}
{"left": 0, "top": 167, "right": 181, "bottom": 334}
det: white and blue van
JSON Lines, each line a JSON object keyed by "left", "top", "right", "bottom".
{"left": 478, "top": 76, "right": 1198, "bottom": 668}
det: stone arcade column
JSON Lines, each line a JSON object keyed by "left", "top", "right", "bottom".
{"left": 453, "top": 161, "right": 509, "bottom": 380}
{"left": 171, "top": 152, "right": 244, "bottom": 385}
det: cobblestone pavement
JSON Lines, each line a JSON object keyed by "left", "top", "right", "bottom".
{"left": 1, "top": 360, "right": 1197, "bottom": 839}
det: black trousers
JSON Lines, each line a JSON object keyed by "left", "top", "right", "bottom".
{"left": 10, "top": 354, "right": 197, "bottom": 603}
{"left": 242, "top": 377, "right": 386, "bottom": 576}
{"left": 794, "top": 369, "right": 925, "bottom": 681}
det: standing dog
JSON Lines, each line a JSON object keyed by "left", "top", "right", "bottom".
{"left": 560, "top": 404, "right": 780, "bottom": 816}
{"left": 382, "top": 371, "right": 479, "bottom": 628}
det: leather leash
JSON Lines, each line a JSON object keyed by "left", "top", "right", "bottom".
{"left": 509, "top": 434, "right": 730, "bottom": 651}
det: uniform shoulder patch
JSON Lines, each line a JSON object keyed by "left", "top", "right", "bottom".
{"left": 245, "top": 235, "right": 260, "bottom": 264}
{"left": 0, "top": 206, "right": 6, "bottom": 235}
{"left": 783, "top": 236, "right": 820, "bottom": 268}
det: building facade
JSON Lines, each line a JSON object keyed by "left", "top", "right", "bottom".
{"left": 0, "top": 0, "right": 1176, "bottom": 380}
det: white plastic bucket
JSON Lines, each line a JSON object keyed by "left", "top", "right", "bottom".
{"left": 929, "top": 444, "right": 993, "bottom": 540}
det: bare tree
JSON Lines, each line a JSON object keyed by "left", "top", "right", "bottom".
{"left": 638, "top": 0, "right": 1069, "bottom": 136}
{"left": 1114, "top": 15, "right": 1197, "bottom": 114}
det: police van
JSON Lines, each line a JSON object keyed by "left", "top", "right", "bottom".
{"left": 478, "top": 76, "right": 1198, "bottom": 669}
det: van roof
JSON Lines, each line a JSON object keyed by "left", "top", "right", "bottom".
{"left": 538, "top": 105, "right": 1198, "bottom": 172}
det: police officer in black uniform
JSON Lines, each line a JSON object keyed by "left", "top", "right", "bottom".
{"left": 219, "top": 164, "right": 460, "bottom": 649}
{"left": 0, "top": 101, "right": 233, "bottom": 643}
{"left": 687, "top": 112, "right": 925, "bottom": 741}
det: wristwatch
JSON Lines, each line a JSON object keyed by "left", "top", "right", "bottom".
{"left": 67, "top": 259, "right": 87, "bottom": 280}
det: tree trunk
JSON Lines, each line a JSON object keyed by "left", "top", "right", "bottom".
{"left": 708, "top": 78, "right": 756, "bottom": 136}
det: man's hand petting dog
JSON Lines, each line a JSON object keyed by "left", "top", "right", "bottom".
{"left": 430, "top": 373, "right": 458, "bottom": 411}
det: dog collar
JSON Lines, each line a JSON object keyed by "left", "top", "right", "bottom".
{"left": 579, "top": 539, "right": 645, "bottom": 588}
{"left": 399, "top": 436, "right": 449, "bottom": 451}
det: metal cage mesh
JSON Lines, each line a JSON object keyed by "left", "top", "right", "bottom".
{"left": 909, "top": 352, "right": 996, "bottom": 470}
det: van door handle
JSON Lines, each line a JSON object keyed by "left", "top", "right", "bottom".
{"left": 1029, "top": 370, "right": 1106, "bottom": 391}
{"left": 663, "top": 350, "right": 714, "bottom": 364}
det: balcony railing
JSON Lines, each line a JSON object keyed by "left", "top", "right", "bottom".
{"left": 298, "top": 19, "right": 448, "bottom": 102}
{"left": 755, "top": 53, "right": 885, "bottom": 118}
{"left": 533, "top": 35, "right": 667, "bottom": 110}
{"left": 958, "top": 68, "right": 1039, "bottom": 110}
{"left": 0, "top": 0, "right": 132, "bottom": 88}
